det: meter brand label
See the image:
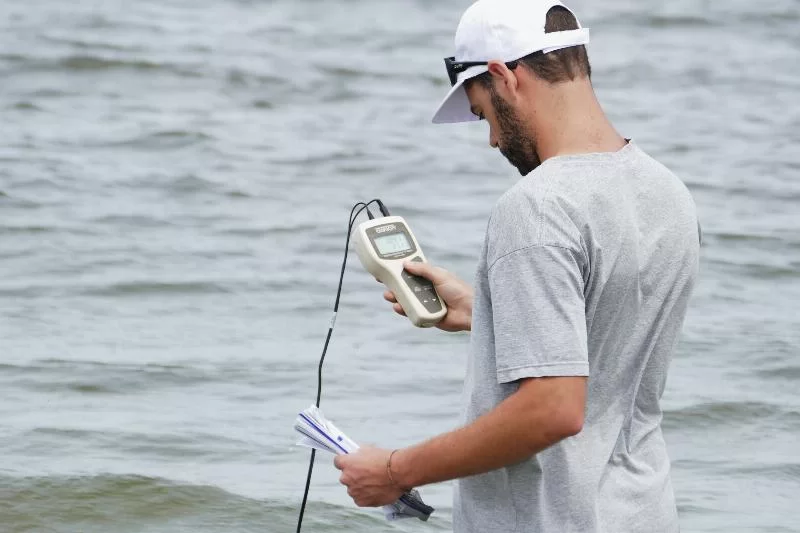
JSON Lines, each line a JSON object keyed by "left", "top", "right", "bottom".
{"left": 375, "top": 225, "right": 396, "bottom": 234}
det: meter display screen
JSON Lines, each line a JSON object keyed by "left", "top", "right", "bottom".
{"left": 374, "top": 233, "right": 412, "bottom": 255}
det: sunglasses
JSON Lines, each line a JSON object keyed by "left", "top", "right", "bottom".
{"left": 443, "top": 56, "right": 520, "bottom": 86}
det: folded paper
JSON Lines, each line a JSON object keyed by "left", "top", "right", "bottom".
{"left": 294, "top": 405, "right": 435, "bottom": 521}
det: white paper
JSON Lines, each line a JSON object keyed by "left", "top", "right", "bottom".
{"left": 294, "top": 405, "right": 434, "bottom": 522}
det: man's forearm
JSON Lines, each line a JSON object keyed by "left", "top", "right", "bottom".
{"left": 392, "top": 376, "right": 586, "bottom": 489}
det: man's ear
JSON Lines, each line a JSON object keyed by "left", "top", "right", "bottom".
{"left": 487, "top": 60, "right": 519, "bottom": 97}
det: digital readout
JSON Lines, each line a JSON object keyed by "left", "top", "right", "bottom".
{"left": 374, "top": 233, "right": 412, "bottom": 255}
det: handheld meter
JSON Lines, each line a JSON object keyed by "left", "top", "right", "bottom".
{"left": 295, "top": 202, "right": 442, "bottom": 533}
{"left": 353, "top": 216, "right": 447, "bottom": 328}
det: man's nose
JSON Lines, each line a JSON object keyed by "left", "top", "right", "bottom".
{"left": 489, "top": 130, "right": 499, "bottom": 148}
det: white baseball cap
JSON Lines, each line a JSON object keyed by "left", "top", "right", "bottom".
{"left": 432, "top": 0, "right": 590, "bottom": 124}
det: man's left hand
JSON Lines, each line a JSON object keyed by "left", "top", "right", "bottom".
{"left": 333, "top": 446, "right": 406, "bottom": 507}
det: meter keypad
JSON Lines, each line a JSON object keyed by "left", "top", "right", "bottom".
{"left": 401, "top": 268, "right": 443, "bottom": 313}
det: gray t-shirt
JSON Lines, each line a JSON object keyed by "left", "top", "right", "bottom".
{"left": 455, "top": 140, "right": 700, "bottom": 533}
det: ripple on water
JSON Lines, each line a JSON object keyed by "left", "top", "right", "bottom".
{"left": 663, "top": 401, "right": 800, "bottom": 431}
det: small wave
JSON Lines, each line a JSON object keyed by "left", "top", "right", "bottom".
{"left": 728, "top": 462, "right": 800, "bottom": 481}
{"left": 103, "top": 130, "right": 214, "bottom": 150}
{"left": 40, "top": 34, "right": 146, "bottom": 53}
{"left": 664, "top": 401, "right": 800, "bottom": 430}
{"left": 69, "top": 383, "right": 117, "bottom": 394}
{"left": 270, "top": 152, "right": 363, "bottom": 166}
{"left": 755, "top": 366, "right": 800, "bottom": 381}
{"left": 0, "top": 194, "right": 42, "bottom": 211}
{"left": 127, "top": 172, "right": 254, "bottom": 198}
{"left": 251, "top": 99, "right": 273, "bottom": 109}
{"left": 90, "top": 213, "right": 168, "bottom": 227}
{"left": 1, "top": 474, "right": 385, "bottom": 532}
{"left": 217, "top": 222, "right": 319, "bottom": 237}
{"left": 14, "top": 54, "right": 204, "bottom": 79}
{"left": 646, "top": 14, "right": 714, "bottom": 28}
{"left": 736, "top": 9, "right": 800, "bottom": 24}
{"left": 734, "top": 263, "right": 799, "bottom": 279}
{"left": 82, "top": 280, "right": 231, "bottom": 296}
{"left": 8, "top": 100, "right": 42, "bottom": 111}
{"left": 27, "top": 88, "right": 77, "bottom": 98}
{"left": 711, "top": 232, "right": 789, "bottom": 245}
{"left": 225, "top": 68, "right": 287, "bottom": 87}
{"left": 60, "top": 55, "right": 163, "bottom": 71}
{"left": 23, "top": 427, "right": 254, "bottom": 460}
{"left": 225, "top": 189, "right": 253, "bottom": 198}
{"left": 318, "top": 65, "right": 376, "bottom": 79}
{"left": 0, "top": 475, "right": 288, "bottom": 530}
{"left": 704, "top": 256, "right": 800, "bottom": 280}
{"left": 676, "top": 501, "right": 716, "bottom": 516}
{"left": 592, "top": 12, "right": 715, "bottom": 30}
{"left": 0, "top": 52, "right": 30, "bottom": 64}
{"left": 170, "top": 173, "right": 217, "bottom": 193}
{"left": 0, "top": 225, "right": 53, "bottom": 234}
{"left": 710, "top": 184, "right": 800, "bottom": 204}
{"left": 0, "top": 360, "right": 217, "bottom": 393}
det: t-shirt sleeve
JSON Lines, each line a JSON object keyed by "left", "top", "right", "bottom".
{"left": 488, "top": 244, "right": 589, "bottom": 384}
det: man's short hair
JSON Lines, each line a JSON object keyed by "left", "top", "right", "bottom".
{"left": 473, "top": 6, "right": 591, "bottom": 88}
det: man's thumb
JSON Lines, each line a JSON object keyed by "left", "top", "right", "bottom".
{"left": 403, "top": 261, "right": 441, "bottom": 282}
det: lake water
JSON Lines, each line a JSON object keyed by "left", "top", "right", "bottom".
{"left": 1, "top": 0, "right": 799, "bottom": 531}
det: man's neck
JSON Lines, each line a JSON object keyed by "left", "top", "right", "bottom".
{"left": 532, "top": 81, "right": 626, "bottom": 161}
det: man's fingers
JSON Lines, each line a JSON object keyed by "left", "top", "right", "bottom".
{"left": 334, "top": 456, "right": 345, "bottom": 470}
{"left": 382, "top": 291, "right": 406, "bottom": 316}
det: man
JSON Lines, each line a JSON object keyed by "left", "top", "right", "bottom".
{"left": 334, "top": 0, "right": 700, "bottom": 531}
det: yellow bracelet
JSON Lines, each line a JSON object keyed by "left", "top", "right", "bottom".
{"left": 386, "top": 449, "right": 399, "bottom": 486}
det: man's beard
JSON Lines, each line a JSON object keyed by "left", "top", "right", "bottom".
{"left": 489, "top": 86, "right": 541, "bottom": 176}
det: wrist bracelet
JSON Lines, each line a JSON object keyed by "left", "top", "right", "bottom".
{"left": 386, "top": 449, "right": 399, "bottom": 486}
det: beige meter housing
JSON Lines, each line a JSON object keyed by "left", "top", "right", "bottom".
{"left": 353, "top": 216, "right": 447, "bottom": 328}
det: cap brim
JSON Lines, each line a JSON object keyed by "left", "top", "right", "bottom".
{"left": 431, "top": 81, "right": 476, "bottom": 124}
{"left": 431, "top": 66, "right": 488, "bottom": 124}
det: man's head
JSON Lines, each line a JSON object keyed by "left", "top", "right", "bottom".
{"left": 433, "top": 0, "right": 593, "bottom": 175}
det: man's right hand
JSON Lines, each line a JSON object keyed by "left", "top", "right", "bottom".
{"left": 382, "top": 261, "right": 473, "bottom": 332}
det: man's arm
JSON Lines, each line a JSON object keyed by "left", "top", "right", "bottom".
{"left": 394, "top": 375, "right": 586, "bottom": 488}
{"left": 334, "top": 375, "right": 586, "bottom": 506}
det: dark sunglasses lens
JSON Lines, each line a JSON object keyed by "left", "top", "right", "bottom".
{"left": 444, "top": 57, "right": 457, "bottom": 86}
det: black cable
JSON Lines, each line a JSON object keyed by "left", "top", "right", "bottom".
{"left": 376, "top": 199, "right": 391, "bottom": 217}
{"left": 295, "top": 199, "right": 384, "bottom": 533}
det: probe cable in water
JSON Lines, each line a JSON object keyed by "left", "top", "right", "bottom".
{"left": 294, "top": 200, "right": 436, "bottom": 532}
